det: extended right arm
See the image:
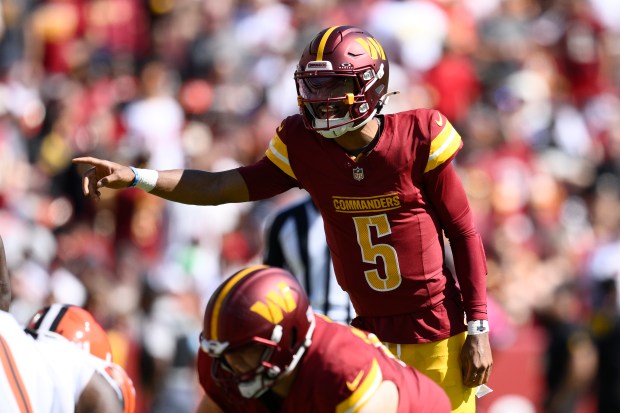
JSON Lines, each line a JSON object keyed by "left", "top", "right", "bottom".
{"left": 72, "top": 157, "right": 250, "bottom": 205}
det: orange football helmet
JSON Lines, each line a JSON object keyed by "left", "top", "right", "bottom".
{"left": 26, "top": 303, "right": 113, "bottom": 363}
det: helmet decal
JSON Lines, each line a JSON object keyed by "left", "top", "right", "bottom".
{"left": 249, "top": 281, "right": 297, "bottom": 324}
{"left": 355, "top": 37, "right": 386, "bottom": 61}
{"left": 28, "top": 303, "right": 67, "bottom": 332}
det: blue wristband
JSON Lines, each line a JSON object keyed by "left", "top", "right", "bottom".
{"left": 128, "top": 166, "right": 140, "bottom": 188}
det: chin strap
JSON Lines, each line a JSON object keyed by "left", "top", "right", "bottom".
{"left": 238, "top": 313, "right": 317, "bottom": 399}
{"left": 281, "top": 313, "right": 315, "bottom": 378}
{"left": 375, "top": 91, "right": 400, "bottom": 114}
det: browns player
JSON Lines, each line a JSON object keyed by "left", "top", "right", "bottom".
{"left": 0, "top": 233, "right": 133, "bottom": 413}
{"left": 74, "top": 25, "right": 492, "bottom": 412}
{"left": 26, "top": 303, "right": 136, "bottom": 413}
{"left": 0, "top": 309, "right": 125, "bottom": 413}
{"left": 196, "top": 265, "right": 450, "bottom": 413}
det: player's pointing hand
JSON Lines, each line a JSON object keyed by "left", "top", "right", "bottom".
{"left": 72, "top": 157, "right": 135, "bottom": 200}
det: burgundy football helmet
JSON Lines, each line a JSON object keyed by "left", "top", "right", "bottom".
{"left": 295, "top": 25, "right": 390, "bottom": 138}
{"left": 200, "top": 265, "right": 315, "bottom": 398}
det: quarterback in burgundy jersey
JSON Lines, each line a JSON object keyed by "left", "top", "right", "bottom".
{"left": 239, "top": 109, "right": 487, "bottom": 344}
{"left": 196, "top": 266, "right": 450, "bottom": 413}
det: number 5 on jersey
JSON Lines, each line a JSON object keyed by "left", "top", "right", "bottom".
{"left": 353, "top": 214, "right": 402, "bottom": 291}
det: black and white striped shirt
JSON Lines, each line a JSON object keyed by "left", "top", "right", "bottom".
{"left": 263, "top": 195, "right": 354, "bottom": 324}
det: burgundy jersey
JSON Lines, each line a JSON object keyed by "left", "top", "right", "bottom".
{"left": 239, "top": 109, "right": 487, "bottom": 343}
{"left": 197, "top": 315, "right": 450, "bottom": 413}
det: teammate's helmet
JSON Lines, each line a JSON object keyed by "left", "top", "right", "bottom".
{"left": 105, "top": 363, "right": 137, "bottom": 413}
{"left": 26, "top": 303, "right": 113, "bottom": 363}
{"left": 200, "top": 265, "right": 315, "bottom": 398}
{"left": 295, "top": 25, "right": 390, "bottom": 138}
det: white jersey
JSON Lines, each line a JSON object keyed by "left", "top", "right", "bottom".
{"left": 0, "top": 310, "right": 96, "bottom": 413}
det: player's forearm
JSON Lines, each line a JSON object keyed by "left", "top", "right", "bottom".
{"left": 425, "top": 164, "right": 488, "bottom": 319}
{"left": 451, "top": 233, "right": 488, "bottom": 320}
{"left": 440, "top": 195, "right": 488, "bottom": 319}
{"left": 0, "top": 281, "right": 9, "bottom": 311}
{"left": 0, "top": 236, "right": 10, "bottom": 311}
{"left": 148, "top": 169, "right": 250, "bottom": 206}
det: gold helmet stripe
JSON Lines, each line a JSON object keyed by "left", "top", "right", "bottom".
{"left": 210, "top": 265, "right": 269, "bottom": 340}
{"left": 316, "top": 25, "right": 342, "bottom": 61}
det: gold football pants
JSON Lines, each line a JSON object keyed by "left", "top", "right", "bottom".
{"left": 385, "top": 332, "right": 475, "bottom": 413}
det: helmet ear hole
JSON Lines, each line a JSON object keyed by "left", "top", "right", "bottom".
{"left": 289, "top": 327, "right": 298, "bottom": 351}
{"left": 375, "top": 83, "right": 385, "bottom": 96}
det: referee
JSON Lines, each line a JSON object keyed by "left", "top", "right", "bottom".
{"left": 263, "top": 195, "right": 354, "bottom": 324}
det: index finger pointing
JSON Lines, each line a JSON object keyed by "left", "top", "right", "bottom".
{"left": 72, "top": 156, "right": 102, "bottom": 166}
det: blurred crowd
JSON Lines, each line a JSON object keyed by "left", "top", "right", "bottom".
{"left": 1, "top": 0, "right": 619, "bottom": 412}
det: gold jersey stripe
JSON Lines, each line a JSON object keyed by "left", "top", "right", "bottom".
{"left": 316, "top": 26, "right": 341, "bottom": 61}
{"left": 336, "top": 358, "right": 382, "bottom": 413}
{"left": 425, "top": 121, "right": 461, "bottom": 173}
{"left": 266, "top": 133, "right": 297, "bottom": 180}
{"left": 209, "top": 265, "right": 269, "bottom": 340}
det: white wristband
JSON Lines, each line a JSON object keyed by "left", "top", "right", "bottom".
{"left": 129, "top": 167, "right": 158, "bottom": 193}
{"left": 467, "top": 320, "right": 490, "bottom": 335}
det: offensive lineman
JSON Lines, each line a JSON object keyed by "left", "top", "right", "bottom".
{"left": 196, "top": 265, "right": 451, "bottom": 412}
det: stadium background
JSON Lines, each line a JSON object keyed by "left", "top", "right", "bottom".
{"left": 1, "top": 0, "right": 619, "bottom": 412}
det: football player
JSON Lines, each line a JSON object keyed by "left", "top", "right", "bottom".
{"left": 74, "top": 25, "right": 492, "bottom": 412}
{"left": 0, "top": 307, "right": 125, "bottom": 413}
{"left": 196, "top": 265, "right": 450, "bottom": 413}
{"left": 0, "top": 231, "right": 127, "bottom": 413}
{"left": 26, "top": 303, "right": 137, "bottom": 413}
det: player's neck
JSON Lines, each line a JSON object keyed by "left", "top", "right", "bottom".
{"left": 270, "top": 368, "right": 299, "bottom": 397}
{"left": 335, "top": 117, "right": 381, "bottom": 158}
